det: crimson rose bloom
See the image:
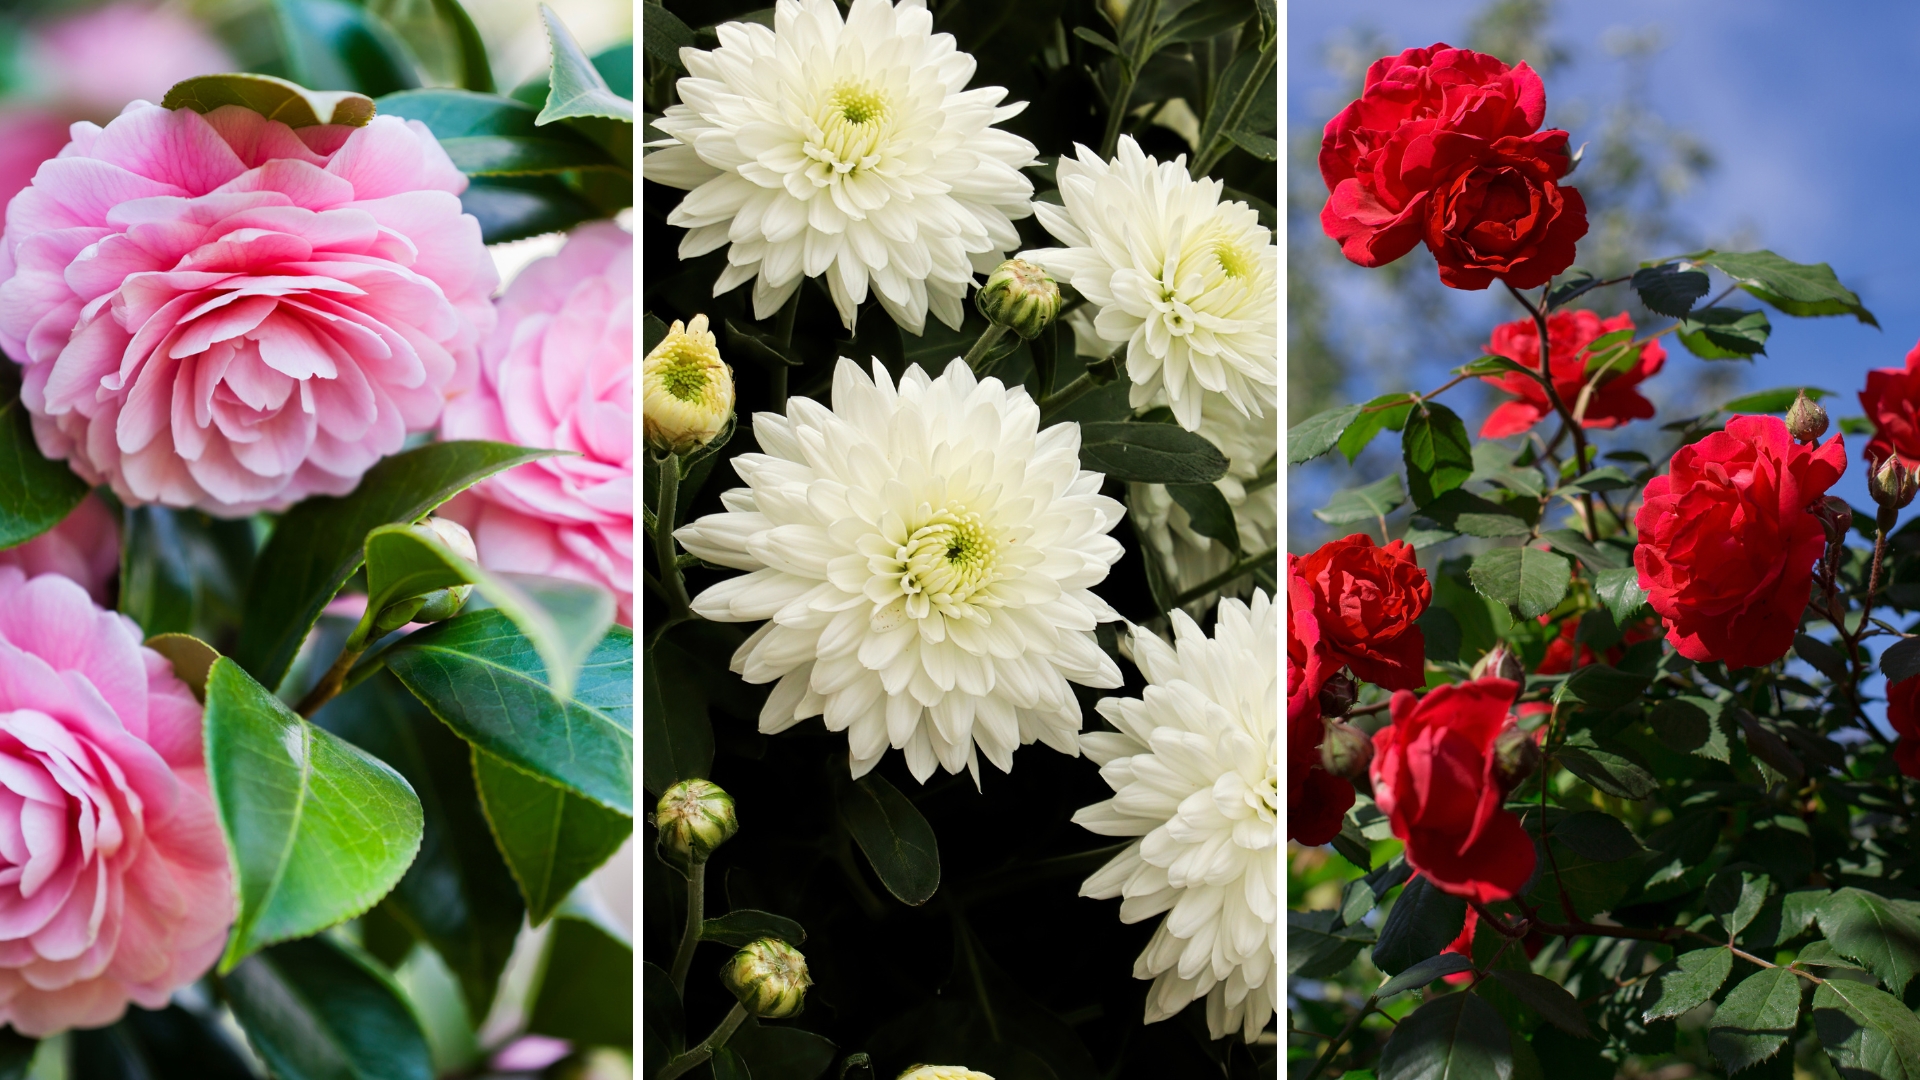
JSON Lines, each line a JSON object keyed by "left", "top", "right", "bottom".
{"left": 1888, "top": 677, "right": 1920, "bottom": 780}
{"left": 1370, "top": 678, "right": 1536, "bottom": 903}
{"left": 1319, "top": 44, "right": 1546, "bottom": 268}
{"left": 1291, "top": 534, "right": 1430, "bottom": 692}
{"left": 1635, "top": 415, "right": 1847, "bottom": 669}
{"left": 1858, "top": 340, "right": 1920, "bottom": 468}
{"left": 1287, "top": 557, "right": 1351, "bottom": 845}
{"left": 1534, "top": 613, "right": 1659, "bottom": 675}
{"left": 1479, "top": 311, "right": 1664, "bottom": 438}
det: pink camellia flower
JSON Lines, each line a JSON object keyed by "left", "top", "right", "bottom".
{"left": 0, "top": 567, "right": 232, "bottom": 1035}
{"left": 441, "top": 222, "right": 633, "bottom": 622}
{"left": 0, "top": 110, "right": 74, "bottom": 225}
{"left": 28, "top": 2, "right": 235, "bottom": 123}
{"left": 0, "top": 495, "right": 120, "bottom": 606}
{"left": 0, "top": 102, "right": 498, "bottom": 515}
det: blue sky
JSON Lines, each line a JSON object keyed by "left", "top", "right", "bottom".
{"left": 1289, "top": 0, "right": 1920, "bottom": 513}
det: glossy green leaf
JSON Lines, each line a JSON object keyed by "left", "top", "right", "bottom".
{"left": 119, "top": 507, "right": 257, "bottom": 644}
{"left": 643, "top": 639, "right": 713, "bottom": 797}
{"left": 1696, "top": 249, "right": 1878, "bottom": 325}
{"left": 1372, "top": 875, "right": 1466, "bottom": 976}
{"left": 1314, "top": 474, "right": 1406, "bottom": 526}
{"left": 1707, "top": 967, "right": 1803, "bottom": 1074}
{"left": 363, "top": 0, "right": 494, "bottom": 91}
{"left": 145, "top": 633, "right": 218, "bottom": 703}
{"left": 1167, "top": 482, "right": 1240, "bottom": 554}
{"left": 537, "top": 4, "right": 634, "bottom": 125}
{"left": 1678, "top": 307, "right": 1772, "bottom": 359}
{"left": 1811, "top": 979, "right": 1920, "bottom": 1080}
{"left": 313, "top": 670, "right": 524, "bottom": 1018}
{"left": 1287, "top": 402, "right": 1363, "bottom": 464}
{"left": 69, "top": 1005, "right": 254, "bottom": 1079}
{"left": 384, "top": 609, "right": 633, "bottom": 814}
{"left": 1643, "top": 947, "right": 1733, "bottom": 1021}
{"left": 270, "top": 0, "right": 421, "bottom": 98}
{"left": 163, "top": 72, "right": 375, "bottom": 127}
{"left": 1378, "top": 991, "right": 1515, "bottom": 1080}
{"left": 1077, "top": 421, "right": 1230, "bottom": 484}
{"left": 1554, "top": 664, "right": 1652, "bottom": 711}
{"left": 376, "top": 88, "right": 617, "bottom": 175}
{"left": 0, "top": 379, "right": 86, "bottom": 552}
{"left": 472, "top": 747, "right": 630, "bottom": 925}
{"left": 223, "top": 936, "right": 432, "bottom": 1080}
{"left": 1817, "top": 887, "right": 1920, "bottom": 994}
{"left": 527, "top": 909, "right": 632, "bottom": 1048}
{"left": 837, "top": 774, "right": 940, "bottom": 906}
{"left": 1528, "top": 837, "right": 1643, "bottom": 923}
{"left": 703, "top": 909, "right": 808, "bottom": 948}
{"left": 204, "top": 658, "right": 424, "bottom": 970}
{"left": 1402, "top": 403, "right": 1474, "bottom": 507}
{"left": 1469, "top": 546, "right": 1571, "bottom": 620}
{"left": 360, "top": 522, "right": 615, "bottom": 700}
{"left": 1883, "top": 637, "right": 1920, "bottom": 685}
{"left": 460, "top": 175, "right": 601, "bottom": 243}
{"left": 235, "top": 440, "right": 558, "bottom": 693}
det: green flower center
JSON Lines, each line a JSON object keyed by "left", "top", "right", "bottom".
{"left": 832, "top": 83, "right": 887, "bottom": 126}
{"left": 1215, "top": 240, "right": 1255, "bottom": 280}
{"left": 896, "top": 507, "right": 1001, "bottom": 608}
{"left": 657, "top": 348, "right": 712, "bottom": 402}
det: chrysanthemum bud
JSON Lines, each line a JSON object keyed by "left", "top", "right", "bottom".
{"left": 1492, "top": 722, "right": 1542, "bottom": 790}
{"left": 654, "top": 779, "right": 738, "bottom": 876}
{"left": 1099, "top": 0, "right": 1127, "bottom": 24}
{"left": 1319, "top": 718, "right": 1373, "bottom": 780}
{"left": 1785, "top": 389, "right": 1828, "bottom": 444}
{"left": 1872, "top": 455, "right": 1919, "bottom": 511}
{"left": 1471, "top": 645, "right": 1526, "bottom": 685}
{"left": 644, "top": 314, "right": 735, "bottom": 456}
{"left": 722, "top": 938, "right": 810, "bottom": 1019}
{"left": 974, "top": 259, "right": 1061, "bottom": 340}
{"left": 1317, "top": 670, "right": 1356, "bottom": 717}
{"left": 899, "top": 1067, "right": 996, "bottom": 1080}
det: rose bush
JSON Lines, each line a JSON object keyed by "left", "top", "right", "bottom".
{"left": 1860, "top": 340, "right": 1920, "bottom": 467}
{"left": 1478, "top": 310, "right": 1664, "bottom": 437}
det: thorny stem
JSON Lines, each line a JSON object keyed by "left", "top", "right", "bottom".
{"left": 657, "top": 1002, "right": 749, "bottom": 1080}
{"left": 1507, "top": 282, "right": 1598, "bottom": 541}
{"left": 669, "top": 860, "right": 705, "bottom": 995}
{"left": 1301, "top": 997, "right": 1377, "bottom": 1080}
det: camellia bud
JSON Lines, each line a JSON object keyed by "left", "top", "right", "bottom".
{"left": 1785, "top": 389, "right": 1828, "bottom": 444}
{"left": 1317, "top": 670, "right": 1356, "bottom": 718}
{"left": 654, "top": 778, "right": 738, "bottom": 876}
{"left": 899, "top": 1067, "right": 996, "bottom": 1080}
{"left": 644, "top": 314, "right": 735, "bottom": 456}
{"left": 373, "top": 517, "right": 477, "bottom": 631}
{"left": 1319, "top": 718, "right": 1373, "bottom": 780}
{"left": 1871, "top": 455, "right": 1919, "bottom": 511}
{"left": 1492, "top": 722, "right": 1542, "bottom": 790}
{"left": 722, "top": 937, "right": 811, "bottom": 1019}
{"left": 974, "top": 259, "right": 1061, "bottom": 340}
{"left": 1470, "top": 645, "right": 1526, "bottom": 685}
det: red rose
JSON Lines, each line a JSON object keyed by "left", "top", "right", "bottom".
{"left": 1292, "top": 534, "right": 1431, "bottom": 692}
{"left": 1288, "top": 556, "right": 1354, "bottom": 845}
{"left": 1888, "top": 676, "right": 1920, "bottom": 780}
{"left": 1319, "top": 44, "right": 1547, "bottom": 268}
{"left": 1479, "top": 311, "right": 1665, "bottom": 438}
{"left": 1440, "top": 904, "right": 1544, "bottom": 984}
{"left": 1859, "top": 340, "right": 1920, "bottom": 468}
{"left": 1422, "top": 131, "right": 1587, "bottom": 290}
{"left": 1369, "top": 678, "right": 1536, "bottom": 903}
{"left": 1535, "top": 613, "right": 1659, "bottom": 675}
{"left": 1634, "top": 415, "right": 1847, "bottom": 669}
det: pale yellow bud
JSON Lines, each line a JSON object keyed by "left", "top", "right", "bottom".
{"left": 644, "top": 315, "right": 735, "bottom": 455}
{"left": 722, "top": 938, "right": 810, "bottom": 1018}
{"left": 898, "top": 1067, "right": 996, "bottom": 1080}
{"left": 654, "top": 778, "right": 738, "bottom": 876}
{"left": 974, "top": 259, "right": 1061, "bottom": 340}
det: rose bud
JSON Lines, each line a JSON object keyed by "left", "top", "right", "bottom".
{"left": 1320, "top": 718, "right": 1374, "bottom": 780}
{"left": 1317, "top": 670, "right": 1357, "bottom": 717}
{"left": 1872, "top": 455, "right": 1919, "bottom": 512}
{"left": 1818, "top": 495, "right": 1854, "bottom": 546}
{"left": 644, "top": 314, "right": 735, "bottom": 456}
{"left": 1785, "top": 389, "right": 1829, "bottom": 444}
{"left": 1492, "top": 721, "right": 1543, "bottom": 790}
{"left": 654, "top": 778, "right": 739, "bottom": 877}
{"left": 1471, "top": 645, "right": 1526, "bottom": 685}
{"left": 723, "top": 938, "right": 811, "bottom": 1019}
{"left": 975, "top": 258, "right": 1061, "bottom": 341}
{"left": 899, "top": 1068, "right": 996, "bottom": 1080}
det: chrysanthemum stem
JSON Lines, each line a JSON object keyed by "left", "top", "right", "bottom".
{"left": 962, "top": 322, "right": 1010, "bottom": 373}
{"left": 657, "top": 1001, "right": 747, "bottom": 1080}
{"left": 1170, "top": 547, "right": 1277, "bottom": 610}
{"left": 1190, "top": 42, "right": 1277, "bottom": 179}
{"left": 649, "top": 451, "right": 695, "bottom": 650}
{"left": 772, "top": 287, "right": 801, "bottom": 411}
{"left": 669, "top": 858, "right": 705, "bottom": 995}
{"left": 1098, "top": 0, "right": 1162, "bottom": 159}
{"left": 1037, "top": 372, "right": 1099, "bottom": 419}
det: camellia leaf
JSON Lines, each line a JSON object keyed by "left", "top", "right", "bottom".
{"left": 1314, "top": 474, "right": 1406, "bottom": 526}
{"left": 162, "top": 72, "right": 376, "bottom": 127}
{"left": 204, "top": 659, "right": 424, "bottom": 970}
{"left": 837, "top": 774, "right": 941, "bottom": 906}
{"left": 537, "top": 4, "right": 635, "bottom": 125}
{"left": 222, "top": 936, "right": 433, "bottom": 1080}
{"left": 1287, "top": 402, "right": 1363, "bottom": 464}
{"left": 1402, "top": 402, "right": 1474, "bottom": 507}
{"left": 235, "top": 440, "right": 561, "bottom": 694}
{"left": 1811, "top": 979, "right": 1920, "bottom": 1080}
{"left": 1371, "top": 875, "right": 1467, "bottom": 976}
{"left": 360, "top": 522, "right": 616, "bottom": 700}
{"left": 702, "top": 910, "right": 808, "bottom": 948}
{"left": 267, "top": 0, "right": 421, "bottom": 98}
{"left": 377, "top": 88, "right": 617, "bottom": 175}
{"left": 1677, "top": 307, "right": 1772, "bottom": 359}
{"left": 1707, "top": 967, "right": 1803, "bottom": 1074}
{"left": 460, "top": 175, "right": 600, "bottom": 244}
{"left": 1816, "top": 887, "right": 1920, "bottom": 994}
{"left": 1469, "top": 546, "right": 1572, "bottom": 619}
{"left": 384, "top": 609, "right": 633, "bottom": 814}
{"left": 0, "top": 376, "right": 87, "bottom": 552}
{"left": 363, "top": 0, "right": 494, "bottom": 92}
{"left": 1643, "top": 947, "right": 1733, "bottom": 1022}
{"left": 145, "top": 633, "right": 218, "bottom": 702}
{"left": 1378, "top": 991, "right": 1515, "bottom": 1080}
{"left": 119, "top": 507, "right": 257, "bottom": 644}
{"left": 1077, "top": 421, "right": 1230, "bottom": 484}
{"left": 527, "top": 907, "right": 632, "bottom": 1048}
{"left": 1632, "top": 264, "right": 1711, "bottom": 318}
{"left": 69, "top": 1005, "right": 253, "bottom": 1078}
{"left": 471, "top": 747, "right": 630, "bottom": 925}
{"left": 1695, "top": 249, "right": 1878, "bottom": 326}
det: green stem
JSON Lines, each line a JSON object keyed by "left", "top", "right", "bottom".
{"left": 1301, "top": 998, "right": 1376, "bottom": 1080}
{"left": 1038, "top": 369, "right": 1107, "bottom": 421}
{"left": 962, "top": 322, "right": 1011, "bottom": 374}
{"left": 657, "top": 1002, "right": 748, "bottom": 1080}
{"left": 648, "top": 452, "right": 694, "bottom": 651}
{"left": 1170, "top": 547, "right": 1276, "bottom": 610}
{"left": 669, "top": 859, "right": 705, "bottom": 995}
{"left": 1190, "top": 43, "right": 1276, "bottom": 178}
{"left": 1097, "top": 0, "right": 1161, "bottom": 159}
{"left": 772, "top": 286, "right": 801, "bottom": 410}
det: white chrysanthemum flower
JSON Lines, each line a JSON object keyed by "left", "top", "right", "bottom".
{"left": 676, "top": 358, "right": 1126, "bottom": 784}
{"left": 1074, "top": 592, "right": 1278, "bottom": 1042}
{"left": 1131, "top": 395, "right": 1277, "bottom": 609}
{"left": 641, "top": 0, "right": 1039, "bottom": 335}
{"left": 1021, "top": 137, "right": 1277, "bottom": 431}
